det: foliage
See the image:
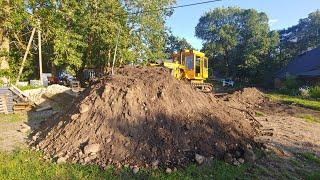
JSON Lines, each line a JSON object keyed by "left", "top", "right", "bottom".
{"left": 309, "top": 86, "right": 320, "bottom": 99}
{"left": 279, "top": 10, "right": 320, "bottom": 64}
{"left": 0, "top": 150, "right": 248, "bottom": 179}
{"left": 300, "top": 153, "right": 320, "bottom": 165}
{"left": 267, "top": 93, "right": 320, "bottom": 111}
{"left": 283, "top": 76, "right": 302, "bottom": 89}
{"left": 165, "top": 33, "right": 194, "bottom": 56}
{"left": 3, "top": 0, "right": 176, "bottom": 79}
{"left": 17, "top": 85, "right": 43, "bottom": 91}
{"left": 195, "top": 7, "right": 279, "bottom": 81}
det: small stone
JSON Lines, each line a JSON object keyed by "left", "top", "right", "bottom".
{"left": 238, "top": 158, "right": 245, "bottom": 164}
{"left": 79, "top": 104, "right": 90, "bottom": 114}
{"left": 84, "top": 143, "right": 100, "bottom": 154}
{"left": 235, "top": 151, "right": 241, "bottom": 158}
{"left": 71, "top": 114, "right": 79, "bottom": 120}
{"left": 173, "top": 167, "right": 177, "bottom": 172}
{"left": 152, "top": 160, "right": 159, "bottom": 169}
{"left": 19, "top": 126, "right": 31, "bottom": 133}
{"left": 57, "top": 157, "right": 67, "bottom": 164}
{"left": 166, "top": 168, "right": 172, "bottom": 174}
{"left": 244, "top": 149, "right": 256, "bottom": 163}
{"left": 106, "top": 138, "right": 112, "bottom": 143}
{"left": 195, "top": 154, "right": 205, "bottom": 165}
{"left": 32, "top": 134, "right": 39, "bottom": 141}
{"left": 133, "top": 167, "right": 139, "bottom": 174}
{"left": 224, "top": 153, "right": 233, "bottom": 164}
{"left": 233, "top": 160, "right": 240, "bottom": 166}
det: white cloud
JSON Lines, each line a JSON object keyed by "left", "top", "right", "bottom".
{"left": 269, "top": 19, "right": 279, "bottom": 25}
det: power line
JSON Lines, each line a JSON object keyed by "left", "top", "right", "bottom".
{"left": 131, "top": 0, "right": 223, "bottom": 15}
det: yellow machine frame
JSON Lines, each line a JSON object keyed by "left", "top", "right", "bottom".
{"left": 163, "top": 50, "right": 212, "bottom": 92}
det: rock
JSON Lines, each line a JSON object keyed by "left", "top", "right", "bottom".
{"left": 238, "top": 158, "right": 245, "bottom": 164}
{"left": 195, "top": 154, "right": 205, "bottom": 165}
{"left": 57, "top": 157, "right": 67, "bottom": 164}
{"left": 106, "top": 138, "right": 112, "bottom": 143}
{"left": 233, "top": 160, "right": 240, "bottom": 166}
{"left": 166, "top": 168, "right": 172, "bottom": 174}
{"left": 224, "top": 153, "right": 233, "bottom": 164}
{"left": 152, "top": 160, "right": 159, "bottom": 169}
{"left": 244, "top": 149, "right": 256, "bottom": 162}
{"left": 235, "top": 151, "right": 241, "bottom": 158}
{"left": 133, "top": 167, "right": 139, "bottom": 174}
{"left": 84, "top": 143, "right": 100, "bottom": 154}
{"left": 80, "top": 104, "right": 90, "bottom": 114}
{"left": 173, "top": 167, "right": 177, "bottom": 172}
{"left": 71, "top": 114, "right": 79, "bottom": 120}
{"left": 19, "top": 124, "right": 31, "bottom": 133}
{"left": 32, "top": 132, "right": 40, "bottom": 141}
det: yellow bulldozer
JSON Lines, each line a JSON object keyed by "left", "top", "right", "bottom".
{"left": 153, "top": 50, "right": 213, "bottom": 93}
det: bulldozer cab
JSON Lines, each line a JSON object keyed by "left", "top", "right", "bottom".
{"left": 172, "top": 50, "right": 209, "bottom": 82}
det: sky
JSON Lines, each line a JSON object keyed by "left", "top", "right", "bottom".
{"left": 166, "top": 0, "right": 320, "bottom": 50}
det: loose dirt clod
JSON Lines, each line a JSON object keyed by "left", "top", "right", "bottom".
{"left": 31, "top": 66, "right": 261, "bottom": 168}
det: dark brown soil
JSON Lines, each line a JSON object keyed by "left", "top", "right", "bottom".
{"left": 30, "top": 66, "right": 261, "bottom": 169}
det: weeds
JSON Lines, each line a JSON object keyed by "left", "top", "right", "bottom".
{"left": 266, "top": 93, "right": 320, "bottom": 111}
{"left": 296, "top": 114, "right": 320, "bottom": 123}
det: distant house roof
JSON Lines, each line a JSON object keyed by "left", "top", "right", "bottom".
{"left": 277, "top": 47, "right": 320, "bottom": 78}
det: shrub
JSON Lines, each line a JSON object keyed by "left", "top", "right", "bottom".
{"left": 309, "top": 86, "right": 320, "bottom": 99}
{"left": 283, "top": 76, "right": 302, "bottom": 90}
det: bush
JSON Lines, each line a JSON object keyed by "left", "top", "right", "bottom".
{"left": 309, "top": 86, "right": 320, "bottom": 99}
{"left": 283, "top": 76, "right": 302, "bottom": 90}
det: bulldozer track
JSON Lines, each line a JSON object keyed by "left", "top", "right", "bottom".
{"left": 191, "top": 82, "right": 213, "bottom": 93}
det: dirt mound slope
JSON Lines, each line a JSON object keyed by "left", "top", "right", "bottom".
{"left": 30, "top": 66, "right": 261, "bottom": 169}
{"left": 222, "top": 88, "right": 266, "bottom": 110}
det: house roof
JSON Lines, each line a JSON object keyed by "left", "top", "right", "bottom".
{"left": 277, "top": 47, "right": 320, "bottom": 78}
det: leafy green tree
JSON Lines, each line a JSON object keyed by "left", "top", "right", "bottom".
{"left": 279, "top": 10, "right": 320, "bottom": 65}
{"left": 195, "top": 7, "right": 279, "bottom": 81}
{"left": 123, "top": 0, "right": 176, "bottom": 63}
{"left": 165, "top": 33, "right": 194, "bottom": 56}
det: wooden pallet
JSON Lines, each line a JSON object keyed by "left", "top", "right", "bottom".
{"left": 13, "top": 103, "right": 32, "bottom": 112}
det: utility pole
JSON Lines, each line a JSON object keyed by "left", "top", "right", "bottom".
{"left": 111, "top": 28, "right": 121, "bottom": 76}
{"left": 16, "top": 28, "right": 36, "bottom": 84}
{"left": 38, "top": 22, "right": 43, "bottom": 85}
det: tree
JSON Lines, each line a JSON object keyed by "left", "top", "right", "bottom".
{"left": 279, "top": 10, "right": 320, "bottom": 65}
{"left": 165, "top": 33, "right": 193, "bottom": 56}
{"left": 195, "top": 7, "right": 279, "bottom": 81}
{"left": 123, "top": 0, "right": 176, "bottom": 63}
{"left": 1, "top": 0, "right": 31, "bottom": 80}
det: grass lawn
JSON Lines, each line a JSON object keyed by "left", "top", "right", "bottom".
{"left": 266, "top": 93, "right": 320, "bottom": 111}
{"left": 0, "top": 150, "right": 248, "bottom": 180}
{"left": 296, "top": 114, "right": 320, "bottom": 124}
{"left": 0, "top": 113, "right": 27, "bottom": 123}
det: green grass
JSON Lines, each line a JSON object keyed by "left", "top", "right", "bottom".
{"left": 0, "top": 150, "right": 248, "bottom": 180}
{"left": 18, "top": 85, "right": 44, "bottom": 91}
{"left": 300, "top": 152, "right": 320, "bottom": 165}
{"left": 266, "top": 93, "right": 320, "bottom": 111}
{"left": 0, "top": 113, "right": 27, "bottom": 123}
{"left": 255, "top": 111, "right": 265, "bottom": 117}
{"left": 296, "top": 114, "right": 320, "bottom": 123}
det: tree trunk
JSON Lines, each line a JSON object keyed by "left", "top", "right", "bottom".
{"left": 0, "top": 27, "right": 10, "bottom": 70}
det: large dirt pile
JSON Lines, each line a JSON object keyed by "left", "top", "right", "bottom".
{"left": 30, "top": 67, "right": 261, "bottom": 169}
